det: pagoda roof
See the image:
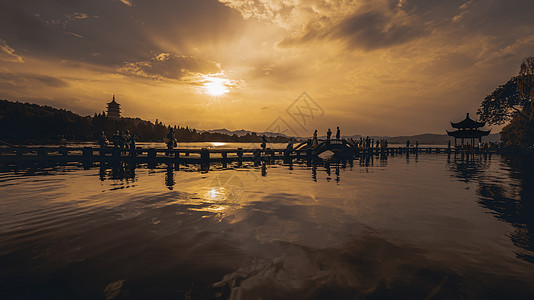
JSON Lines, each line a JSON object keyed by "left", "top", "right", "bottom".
{"left": 450, "top": 113, "right": 485, "bottom": 129}
{"left": 107, "top": 95, "right": 120, "bottom": 105}
{"left": 447, "top": 129, "right": 491, "bottom": 138}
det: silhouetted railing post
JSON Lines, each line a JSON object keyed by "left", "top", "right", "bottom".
{"left": 83, "top": 147, "right": 93, "bottom": 163}
{"left": 237, "top": 148, "right": 243, "bottom": 160}
{"left": 222, "top": 152, "right": 227, "bottom": 168}
{"left": 283, "top": 148, "right": 292, "bottom": 162}
{"left": 59, "top": 146, "right": 68, "bottom": 159}
{"left": 37, "top": 147, "right": 47, "bottom": 159}
{"left": 174, "top": 150, "right": 180, "bottom": 164}
{"left": 147, "top": 148, "right": 156, "bottom": 164}
{"left": 16, "top": 147, "right": 23, "bottom": 160}
{"left": 200, "top": 148, "right": 210, "bottom": 171}
{"left": 283, "top": 149, "right": 292, "bottom": 164}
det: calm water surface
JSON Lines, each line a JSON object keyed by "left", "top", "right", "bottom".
{"left": 1, "top": 153, "right": 533, "bottom": 299}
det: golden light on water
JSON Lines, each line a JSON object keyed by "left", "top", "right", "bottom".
{"left": 211, "top": 142, "right": 226, "bottom": 147}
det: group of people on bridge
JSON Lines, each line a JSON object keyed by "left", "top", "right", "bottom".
{"left": 310, "top": 127, "right": 342, "bottom": 146}
{"left": 348, "top": 137, "right": 390, "bottom": 150}
{"left": 97, "top": 128, "right": 178, "bottom": 151}
{"left": 306, "top": 128, "right": 393, "bottom": 151}
{"left": 98, "top": 130, "right": 136, "bottom": 150}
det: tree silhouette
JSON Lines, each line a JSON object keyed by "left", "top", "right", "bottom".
{"left": 478, "top": 56, "right": 534, "bottom": 125}
{"left": 0, "top": 99, "right": 291, "bottom": 144}
{"left": 477, "top": 57, "right": 534, "bottom": 148}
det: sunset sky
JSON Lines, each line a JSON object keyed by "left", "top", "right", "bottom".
{"left": 1, "top": 0, "right": 534, "bottom": 136}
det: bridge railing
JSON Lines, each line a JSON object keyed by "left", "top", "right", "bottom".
{"left": 0, "top": 144, "right": 497, "bottom": 165}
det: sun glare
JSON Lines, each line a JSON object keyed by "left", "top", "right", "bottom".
{"left": 204, "top": 77, "right": 229, "bottom": 96}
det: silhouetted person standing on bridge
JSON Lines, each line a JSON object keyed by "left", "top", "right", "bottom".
{"left": 313, "top": 130, "right": 318, "bottom": 146}
{"left": 336, "top": 127, "right": 340, "bottom": 140}
{"left": 406, "top": 140, "right": 410, "bottom": 148}
{"left": 98, "top": 131, "right": 109, "bottom": 148}
{"left": 123, "top": 130, "right": 131, "bottom": 149}
{"left": 166, "top": 128, "right": 177, "bottom": 151}
{"left": 112, "top": 131, "right": 121, "bottom": 148}
{"left": 327, "top": 129, "right": 332, "bottom": 141}
{"left": 128, "top": 131, "right": 137, "bottom": 150}
{"left": 286, "top": 138, "right": 294, "bottom": 150}
{"left": 261, "top": 135, "right": 267, "bottom": 150}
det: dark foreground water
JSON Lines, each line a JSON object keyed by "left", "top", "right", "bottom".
{"left": 1, "top": 153, "right": 533, "bottom": 299}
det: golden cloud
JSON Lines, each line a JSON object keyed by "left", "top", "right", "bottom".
{"left": 0, "top": 39, "right": 23, "bottom": 63}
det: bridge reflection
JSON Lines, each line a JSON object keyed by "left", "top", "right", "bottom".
{"left": 3, "top": 152, "right": 533, "bottom": 264}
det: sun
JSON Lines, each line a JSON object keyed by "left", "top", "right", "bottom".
{"left": 204, "top": 77, "right": 229, "bottom": 96}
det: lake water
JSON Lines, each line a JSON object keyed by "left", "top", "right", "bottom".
{"left": 0, "top": 151, "right": 533, "bottom": 299}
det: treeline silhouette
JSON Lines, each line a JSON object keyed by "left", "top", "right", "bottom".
{"left": 0, "top": 100, "right": 291, "bottom": 144}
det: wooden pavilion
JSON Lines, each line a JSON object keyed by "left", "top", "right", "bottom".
{"left": 447, "top": 113, "right": 490, "bottom": 147}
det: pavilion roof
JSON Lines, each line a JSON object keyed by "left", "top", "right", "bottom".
{"left": 450, "top": 113, "right": 485, "bottom": 129}
{"left": 447, "top": 129, "right": 491, "bottom": 138}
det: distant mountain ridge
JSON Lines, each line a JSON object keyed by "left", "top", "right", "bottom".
{"left": 204, "top": 130, "right": 500, "bottom": 145}
{"left": 203, "top": 128, "right": 290, "bottom": 138}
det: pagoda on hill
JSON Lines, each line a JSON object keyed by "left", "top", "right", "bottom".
{"left": 107, "top": 95, "right": 121, "bottom": 119}
{"left": 447, "top": 113, "right": 490, "bottom": 147}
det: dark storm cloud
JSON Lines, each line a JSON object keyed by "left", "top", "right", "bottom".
{"left": 120, "top": 53, "right": 221, "bottom": 81}
{"left": 243, "top": 0, "right": 534, "bottom": 54}
{"left": 452, "top": 0, "right": 534, "bottom": 37}
{"left": 275, "top": 1, "right": 428, "bottom": 50}
{"left": 0, "top": 0, "right": 243, "bottom": 67}
{"left": 332, "top": 11, "right": 425, "bottom": 50}
{"left": 0, "top": 72, "right": 69, "bottom": 89}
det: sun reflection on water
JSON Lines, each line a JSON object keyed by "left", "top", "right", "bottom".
{"left": 211, "top": 142, "right": 226, "bottom": 147}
